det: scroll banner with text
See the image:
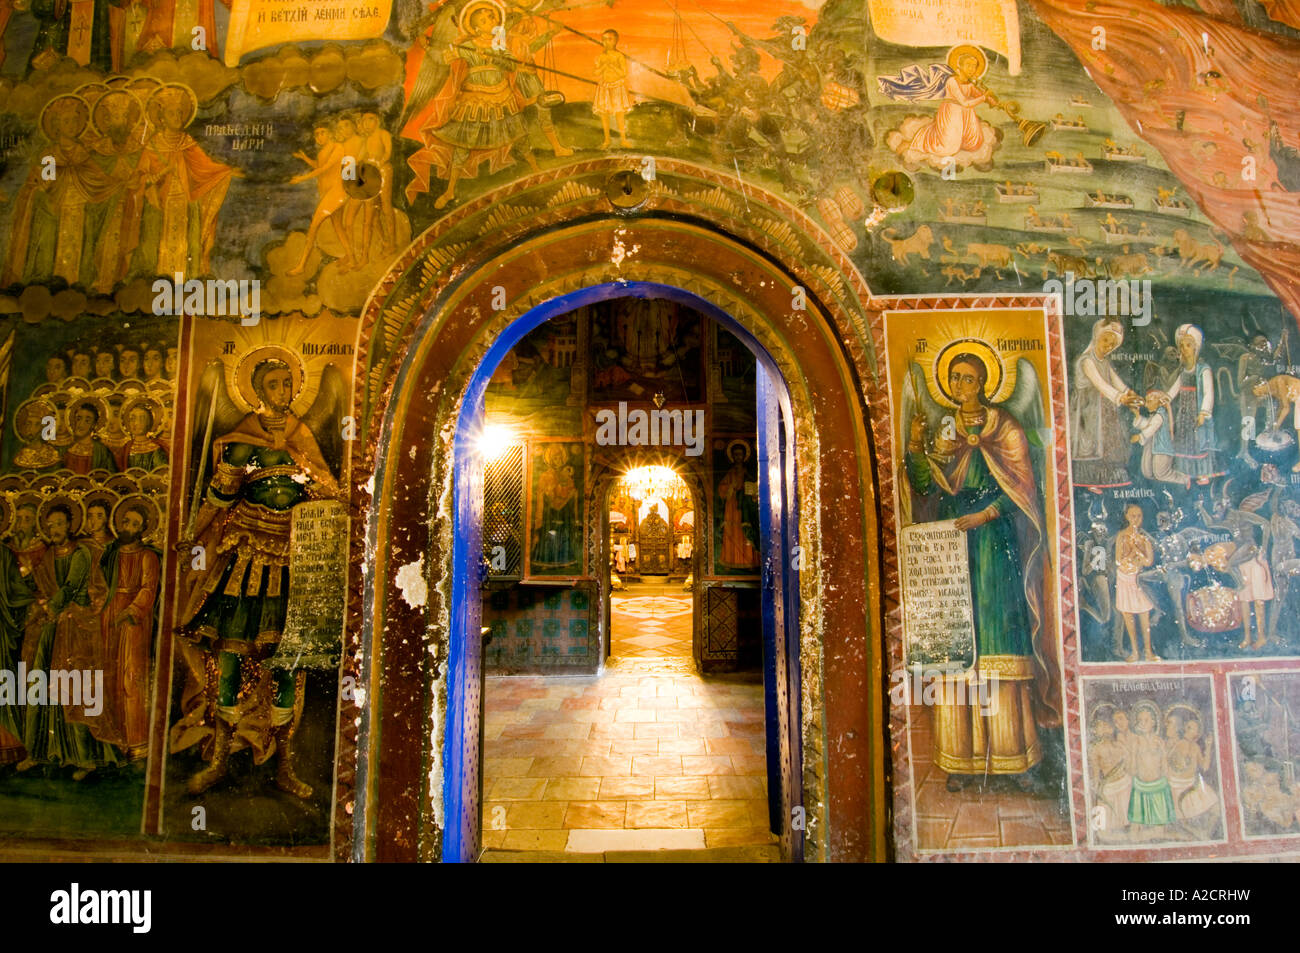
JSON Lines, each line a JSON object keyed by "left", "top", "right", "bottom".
{"left": 901, "top": 519, "right": 976, "bottom": 673}
{"left": 868, "top": 0, "right": 1022, "bottom": 75}
{"left": 269, "top": 499, "right": 348, "bottom": 671}
{"left": 223, "top": 0, "right": 394, "bottom": 67}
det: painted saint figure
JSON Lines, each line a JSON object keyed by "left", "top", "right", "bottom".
{"left": 905, "top": 352, "right": 1059, "bottom": 791}
{"left": 402, "top": 0, "right": 538, "bottom": 210}
{"left": 177, "top": 356, "right": 339, "bottom": 797}
{"left": 1165, "top": 708, "right": 1218, "bottom": 824}
{"left": 1071, "top": 319, "right": 1140, "bottom": 490}
{"left": 131, "top": 84, "right": 237, "bottom": 279}
{"left": 1114, "top": 504, "right": 1157, "bottom": 661}
{"left": 18, "top": 501, "right": 120, "bottom": 780}
{"left": 531, "top": 445, "right": 578, "bottom": 569}
{"left": 1159, "top": 324, "right": 1222, "bottom": 484}
{"left": 593, "top": 29, "right": 631, "bottom": 149}
{"left": 114, "top": 398, "right": 168, "bottom": 471}
{"left": 61, "top": 400, "right": 118, "bottom": 474}
{"left": 92, "top": 500, "right": 160, "bottom": 760}
{"left": 1089, "top": 705, "right": 1130, "bottom": 834}
{"left": 717, "top": 440, "right": 759, "bottom": 570}
{"left": 1127, "top": 701, "right": 1175, "bottom": 837}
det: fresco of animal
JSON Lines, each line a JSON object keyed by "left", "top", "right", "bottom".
{"left": 942, "top": 264, "right": 981, "bottom": 285}
{"left": 1171, "top": 228, "right": 1223, "bottom": 275}
{"left": 1105, "top": 250, "right": 1154, "bottom": 278}
{"left": 882, "top": 225, "right": 934, "bottom": 265}
{"left": 1016, "top": 241, "right": 1048, "bottom": 257}
{"left": 965, "top": 242, "right": 1014, "bottom": 272}
{"left": 1044, "top": 249, "right": 1096, "bottom": 278}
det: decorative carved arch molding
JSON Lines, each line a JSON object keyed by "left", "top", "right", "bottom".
{"left": 339, "top": 159, "right": 888, "bottom": 863}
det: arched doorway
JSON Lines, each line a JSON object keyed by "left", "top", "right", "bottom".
{"left": 343, "top": 162, "right": 886, "bottom": 864}
{"left": 456, "top": 284, "right": 799, "bottom": 860}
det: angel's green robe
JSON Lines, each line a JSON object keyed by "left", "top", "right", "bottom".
{"left": 906, "top": 430, "right": 1033, "bottom": 659}
{"left": 904, "top": 405, "right": 1056, "bottom": 775}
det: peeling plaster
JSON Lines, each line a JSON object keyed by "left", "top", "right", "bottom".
{"left": 395, "top": 556, "right": 428, "bottom": 609}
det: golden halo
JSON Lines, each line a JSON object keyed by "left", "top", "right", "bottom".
{"left": 65, "top": 393, "right": 110, "bottom": 435}
{"left": 74, "top": 81, "right": 110, "bottom": 107}
{"left": 112, "top": 493, "right": 161, "bottom": 543}
{"left": 40, "top": 94, "right": 89, "bottom": 141}
{"left": 80, "top": 487, "right": 118, "bottom": 521}
{"left": 13, "top": 397, "right": 56, "bottom": 443}
{"left": 1164, "top": 701, "right": 1202, "bottom": 725}
{"left": 725, "top": 439, "right": 751, "bottom": 461}
{"left": 104, "top": 473, "right": 139, "bottom": 497}
{"left": 122, "top": 394, "right": 165, "bottom": 434}
{"left": 146, "top": 83, "right": 198, "bottom": 130}
{"left": 1129, "top": 698, "right": 1162, "bottom": 725}
{"left": 0, "top": 494, "right": 12, "bottom": 538}
{"left": 459, "top": 0, "right": 505, "bottom": 33}
{"left": 1089, "top": 701, "right": 1117, "bottom": 724}
{"left": 233, "top": 345, "right": 305, "bottom": 413}
{"left": 11, "top": 490, "right": 43, "bottom": 526}
{"left": 39, "top": 493, "right": 85, "bottom": 538}
{"left": 947, "top": 44, "right": 988, "bottom": 79}
{"left": 89, "top": 89, "right": 144, "bottom": 140}
{"left": 933, "top": 339, "right": 1005, "bottom": 406}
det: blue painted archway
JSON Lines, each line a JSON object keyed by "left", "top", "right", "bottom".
{"left": 446, "top": 281, "right": 803, "bottom": 862}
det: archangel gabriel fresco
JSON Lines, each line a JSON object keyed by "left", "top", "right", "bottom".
{"left": 885, "top": 308, "right": 1071, "bottom": 852}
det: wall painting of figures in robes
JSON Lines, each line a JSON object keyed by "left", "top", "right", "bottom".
{"left": 0, "top": 312, "right": 177, "bottom": 838}
{"left": 884, "top": 306, "right": 1074, "bottom": 853}
{"left": 162, "top": 318, "right": 352, "bottom": 846}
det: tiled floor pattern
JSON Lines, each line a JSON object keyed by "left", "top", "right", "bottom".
{"left": 909, "top": 706, "right": 1075, "bottom": 850}
{"left": 482, "top": 586, "right": 775, "bottom": 855}
{"left": 609, "top": 583, "right": 692, "bottom": 659}
{"left": 481, "top": 670, "right": 775, "bottom": 853}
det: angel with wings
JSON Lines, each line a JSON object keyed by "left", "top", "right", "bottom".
{"left": 399, "top": 0, "right": 539, "bottom": 210}
{"left": 901, "top": 347, "right": 1060, "bottom": 792}
{"left": 171, "top": 347, "right": 347, "bottom": 800}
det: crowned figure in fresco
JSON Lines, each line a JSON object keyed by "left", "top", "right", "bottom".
{"left": 902, "top": 343, "right": 1061, "bottom": 791}
{"left": 878, "top": 45, "right": 1003, "bottom": 172}
{"left": 400, "top": 0, "right": 539, "bottom": 210}
{"left": 172, "top": 347, "right": 346, "bottom": 798}
{"left": 131, "top": 83, "right": 237, "bottom": 279}
{"left": 85, "top": 88, "right": 148, "bottom": 294}
{"left": 2, "top": 93, "right": 118, "bottom": 287}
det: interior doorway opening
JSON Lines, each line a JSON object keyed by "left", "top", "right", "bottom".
{"left": 608, "top": 464, "right": 695, "bottom": 662}
{"left": 452, "top": 283, "right": 802, "bottom": 862}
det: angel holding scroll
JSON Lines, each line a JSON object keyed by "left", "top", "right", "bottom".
{"left": 171, "top": 346, "right": 347, "bottom": 800}
{"left": 902, "top": 344, "right": 1060, "bottom": 792}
